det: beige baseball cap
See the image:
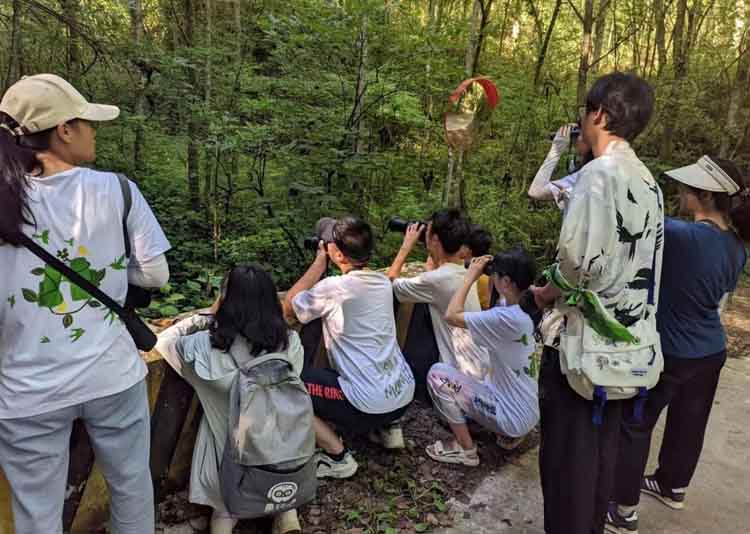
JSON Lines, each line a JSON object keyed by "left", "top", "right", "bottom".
{"left": 665, "top": 155, "right": 740, "bottom": 195}
{"left": 0, "top": 74, "right": 119, "bottom": 136}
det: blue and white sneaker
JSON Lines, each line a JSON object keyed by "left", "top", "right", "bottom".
{"left": 641, "top": 475, "right": 686, "bottom": 510}
{"left": 605, "top": 502, "right": 639, "bottom": 534}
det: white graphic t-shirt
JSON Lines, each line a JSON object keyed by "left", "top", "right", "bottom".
{"left": 0, "top": 167, "right": 171, "bottom": 418}
{"left": 464, "top": 304, "right": 539, "bottom": 437}
{"left": 292, "top": 270, "right": 414, "bottom": 414}
{"left": 392, "top": 263, "right": 489, "bottom": 380}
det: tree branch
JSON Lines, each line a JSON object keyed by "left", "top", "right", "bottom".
{"left": 567, "top": 0, "right": 584, "bottom": 23}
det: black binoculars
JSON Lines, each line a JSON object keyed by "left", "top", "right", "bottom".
{"left": 547, "top": 124, "right": 581, "bottom": 142}
{"left": 303, "top": 217, "right": 337, "bottom": 251}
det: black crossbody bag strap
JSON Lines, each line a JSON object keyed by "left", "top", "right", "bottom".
{"left": 116, "top": 173, "right": 132, "bottom": 258}
{"left": 18, "top": 234, "right": 157, "bottom": 351}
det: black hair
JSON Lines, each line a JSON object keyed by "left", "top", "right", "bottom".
{"left": 210, "top": 263, "right": 290, "bottom": 355}
{"left": 0, "top": 112, "right": 55, "bottom": 244}
{"left": 585, "top": 72, "right": 654, "bottom": 142}
{"left": 333, "top": 216, "right": 374, "bottom": 266}
{"left": 685, "top": 158, "right": 750, "bottom": 243}
{"left": 429, "top": 208, "right": 471, "bottom": 255}
{"left": 491, "top": 246, "right": 536, "bottom": 291}
{"left": 466, "top": 224, "right": 493, "bottom": 257}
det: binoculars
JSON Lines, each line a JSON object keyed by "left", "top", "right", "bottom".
{"left": 547, "top": 124, "right": 581, "bottom": 142}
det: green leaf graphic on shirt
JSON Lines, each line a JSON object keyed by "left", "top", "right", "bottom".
{"left": 110, "top": 254, "right": 127, "bottom": 270}
{"left": 63, "top": 314, "right": 73, "bottom": 328}
{"left": 31, "top": 267, "right": 45, "bottom": 276}
{"left": 515, "top": 333, "right": 530, "bottom": 346}
{"left": 70, "top": 328, "right": 85, "bottom": 342}
{"left": 7, "top": 295, "right": 15, "bottom": 308}
{"left": 22, "top": 289, "right": 38, "bottom": 303}
{"left": 33, "top": 230, "right": 50, "bottom": 245}
{"left": 64, "top": 238, "right": 75, "bottom": 247}
{"left": 40, "top": 336, "right": 51, "bottom": 344}
{"left": 66, "top": 257, "right": 97, "bottom": 301}
{"left": 37, "top": 265, "right": 64, "bottom": 309}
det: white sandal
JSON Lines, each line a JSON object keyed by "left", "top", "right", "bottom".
{"left": 425, "top": 439, "right": 479, "bottom": 467}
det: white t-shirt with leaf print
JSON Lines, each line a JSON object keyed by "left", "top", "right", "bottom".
{"left": 463, "top": 303, "right": 539, "bottom": 435}
{"left": 0, "top": 167, "right": 170, "bottom": 418}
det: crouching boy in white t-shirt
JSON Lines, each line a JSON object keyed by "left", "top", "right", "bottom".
{"left": 283, "top": 216, "right": 415, "bottom": 479}
{"left": 388, "top": 209, "right": 489, "bottom": 384}
{"left": 425, "top": 247, "right": 539, "bottom": 467}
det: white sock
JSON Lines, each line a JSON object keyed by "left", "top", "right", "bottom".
{"left": 673, "top": 487, "right": 687, "bottom": 494}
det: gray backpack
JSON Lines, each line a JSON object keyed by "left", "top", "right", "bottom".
{"left": 220, "top": 344, "right": 317, "bottom": 518}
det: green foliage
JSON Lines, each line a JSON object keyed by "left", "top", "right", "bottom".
{"left": 2, "top": 0, "right": 748, "bottom": 315}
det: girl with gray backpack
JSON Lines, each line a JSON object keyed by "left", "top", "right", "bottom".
{"left": 156, "top": 264, "right": 316, "bottom": 534}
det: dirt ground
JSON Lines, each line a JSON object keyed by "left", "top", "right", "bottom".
{"left": 159, "top": 285, "right": 750, "bottom": 534}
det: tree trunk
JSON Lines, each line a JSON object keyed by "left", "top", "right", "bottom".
{"left": 533, "top": 0, "right": 563, "bottom": 86}
{"left": 464, "top": 0, "right": 493, "bottom": 78}
{"left": 184, "top": 0, "right": 201, "bottom": 209}
{"left": 654, "top": 0, "right": 666, "bottom": 75}
{"left": 591, "top": 0, "right": 608, "bottom": 74}
{"left": 60, "top": 0, "right": 81, "bottom": 84}
{"left": 129, "top": 0, "right": 147, "bottom": 174}
{"left": 720, "top": 3, "right": 750, "bottom": 158}
{"left": 576, "top": 0, "right": 595, "bottom": 105}
{"left": 352, "top": 14, "right": 368, "bottom": 154}
{"left": 5, "top": 0, "right": 23, "bottom": 91}
{"left": 660, "top": 0, "right": 688, "bottom": 161}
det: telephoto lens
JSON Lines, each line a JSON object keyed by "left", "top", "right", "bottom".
{"left": 303, "top": 217, "right": 337, "bottom": 251}
{"left": 387, "top": 217, "right": 426, "bottom": 243}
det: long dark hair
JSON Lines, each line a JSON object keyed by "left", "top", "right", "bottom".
{"left": 0, "top": 112, "right": 53, "bottom": 245}
{"left": 688, "top": 158, "right": 750, "bottom": 243}
{"left": 209, "top": 264, "right": 290, "bottom": 356}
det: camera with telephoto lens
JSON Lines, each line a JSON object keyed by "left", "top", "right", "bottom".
{"left": 303, "top": 217, "right": 337, "bottom": 251}
{"left": 387, "top": 217, "right": 427, "bottom": 244}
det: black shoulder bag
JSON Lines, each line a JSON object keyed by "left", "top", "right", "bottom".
{"left": 18, "top": 174, "right": 157, "bottom": 351}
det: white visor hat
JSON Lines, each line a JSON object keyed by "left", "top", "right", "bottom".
{"left": 664, "top": 155, "right": 740, "bottom": 195}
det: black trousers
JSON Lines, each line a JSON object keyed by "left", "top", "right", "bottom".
{"left": 614, "top": 351, "right": 726, "bottom": 506}
{"left": 539, "top": 347, "right": 622, "bottom": 534}
{"left": 400, "top": 302, "right": 439, "bottom": 402}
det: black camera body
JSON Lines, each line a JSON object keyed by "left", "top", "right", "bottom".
{"left": 387, "top": 217, "right": 427, "bottom": 244}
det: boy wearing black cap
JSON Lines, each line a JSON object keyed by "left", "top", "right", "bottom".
{"left": 283, "top": 216, "right": 414, "bottom": 479}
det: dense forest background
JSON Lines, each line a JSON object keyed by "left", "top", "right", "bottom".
{"left": 1, "top": 0, "right": 748, "bottom": 315}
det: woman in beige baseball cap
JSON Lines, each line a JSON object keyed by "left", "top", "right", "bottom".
{"left": 609, "top": 156, "right": 748, "bottom": 532}
{"left": 0, "top": 73, "right": 119, "bottom": 243}
{"left": 0, "top": 74, "right": 170, "bottom": 534}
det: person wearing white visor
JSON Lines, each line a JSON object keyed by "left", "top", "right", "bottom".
{"left": 608, "top": 156, "right": 749, "bottom": 534}
{"left": 0, "top": 74, "right": 171, "bottom": 534}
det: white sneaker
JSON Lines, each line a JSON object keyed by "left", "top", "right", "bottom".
{"left": 315, "top": 450, "right": 358, "bottom": 479}
{"left": 369, "top": 423, "right": 405, "bottom": 449}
